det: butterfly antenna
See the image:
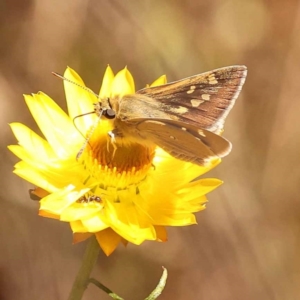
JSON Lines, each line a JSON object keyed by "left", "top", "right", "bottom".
{"left": 52, "top": 71, "right": 105, "bottom": 160}
{"left": 76, "top": 111, "right": 103, "bottom": 160}
{"left": 71, "top": 111, "right": 96, "bottom": 150}
{"left": 52, "top": 72, "right": 100, "bottom": 99}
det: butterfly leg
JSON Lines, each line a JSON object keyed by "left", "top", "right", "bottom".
{"left": 107, "top": 131, "right": 117, "bottom": 157}
{"left": 107, "top": 129, "right": 124, "bottom": 158}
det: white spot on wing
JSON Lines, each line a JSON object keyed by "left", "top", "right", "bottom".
{"left": 191, "top": 99, "right": 204, "bottom": 107}
{"left": 209, "top": 80, "right": 218, "bottom": 85}
{"left": 186, "top": 85, "right": 196, "bottom": 94}
{"left": 201, "top": 94, "right": 211, "bottom": 101}
{"left": 170, "top": 106, "right": 188, "bottom": 114}
{"left": 198, "top": 129, "right": 206, "bottom": 137}
{"left": 208, "top": 74, "right": 218, "bottom": 85}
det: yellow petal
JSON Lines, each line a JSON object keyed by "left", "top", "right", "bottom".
{"left": 177, "top": 178, "right": 223, "bottom": 199}
{"left": 72, "top": 233, "right": 93, "bottom": 244}
{"left": 60, "top": 202, "right": 103, "bottom": 222}
{"left": 40, "top": 185, "right": 88, "bottom": 213}
{"left": 30, "top": 188, "right": 49, "bottom": 200}
{"left": 12, "top": 157, "right": 88, "bottom": 193}
{"left": 154, "top": 226, "right": 168, "bottom": 242}
{"left": 183, "top": 158, "right": 222, "bottom": 184}
{"left": 81, "top": 214, "right": 109, "bottom": 232}
{"left": 24, "top": 93, "right": 82, "bottom": 157}
{"left": 70, "top": 220, "right": 88, "bottom": 233}
{"left": 39, "top": 210, "right": 60, "bottom": 219}
{"left": 154, "top": 214, "right": 197, "bottom": 226}
{"left": 111, "top": 67, "right": 135, "bottom": 97}
{"left": 153, "top": 149, "right": 221, "bottom": 185}
{"left": 7, "top": 145, "right": 41, "bottom": 167}
{"left": 150, "top": 75, "right": 167, "bottom": 87}
{"left": 95, "top": 228, "right": 122, "bottom": 256}
{"left": 13, "top": 161, "right": 61, "bottom": 193}
{"left": 103, "top": 200, "right": 156, "bottom": 244}
{"left": 9, "top": 123, "right": 55, "bottom": 160}
{"left": 99, "top": 65, "right": 114, "bottom": 98}
{"left": 63, "top": 67, "right": 98, "bottom": 131}
{"left": 112, "top": 223, "right": 156, "bottom": 245}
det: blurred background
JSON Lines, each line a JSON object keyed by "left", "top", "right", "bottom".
{"left": 1, "top": 0, "right": 300, "bottom": 299}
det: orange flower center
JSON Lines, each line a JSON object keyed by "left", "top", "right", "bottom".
{"left": 83, "top": 124, "right": 155, "bottom": 182}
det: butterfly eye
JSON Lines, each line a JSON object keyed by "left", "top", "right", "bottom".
{"left": 104, "top": 108, "right": 116, "bottom": 119}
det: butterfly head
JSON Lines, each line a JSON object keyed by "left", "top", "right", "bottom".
{"left": 94, "top": 97, "right": 116, "bottom": 120}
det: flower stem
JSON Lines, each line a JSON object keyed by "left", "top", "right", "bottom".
{"left": 89, "top": 278, "right": 124, "bottom": 300}
{"left": 67, "top": 236, "right": 100, "bottom": 300}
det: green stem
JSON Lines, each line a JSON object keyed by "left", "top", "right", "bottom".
{"left": 88, "top": 278, "right": 113, "bottom": 294}
{"left": 89, "top": 278, "right": 124, "bottom": 300}
{"left": 67, "top": 236, "right": 100, "bottom": 300}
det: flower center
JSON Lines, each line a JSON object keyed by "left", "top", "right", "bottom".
{"left": 82, "top": 123, "right": 156, "bottom": 188}
{"left": 91, "top": 139, "right": 155, "bottom": 172}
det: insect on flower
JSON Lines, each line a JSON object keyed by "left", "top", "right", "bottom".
{"left": 55, "top": 65, "right": 247, "bottom": 166}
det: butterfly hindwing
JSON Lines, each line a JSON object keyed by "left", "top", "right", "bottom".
{"left": 136, "top": 65, "right": 247, "bottom": 134}
{"left": 129, "top": 118, "right": 232, "bottom": 166}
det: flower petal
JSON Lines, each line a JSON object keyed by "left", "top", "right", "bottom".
{"left": 81, "top": 214, "right": 109, "bottom": 233}
{"left": 177, "top": 178, "right": 223, "bottom": 199}
{"left": 63, "top": 67, "right": 98, "bottom": 131}
{"left": 99, "top": 65, "right": 114, "bottom": 98}
{"left": 70, "top": 220, "right": 88, "bottom": 233}
{"left": 102, "top": 199, "right": 157, "bottom": 244}
{"left": 154, "top": 226, "right": 168, "bottom": 242}
{"left": 24, "top": 93, "right": 82, "bottom": 157}
{"left": 39, "top": 210, "right": 60, "bottom": 219}
{"left": 9, "top": 123, "right": 55, "bottom": 160}
{"left": 111, "top": 67, "right": 135, "bottom": 97}
{"left": 60, "top": 202, "right": 103, "bottom": 222}
{"left": 72, "top": 233, "right": 93, "bottom": 244}
{"left": 95, "top": 228, "right": 122, "bottom": 256}
{"left": 13, "top": 161, "right": 61, "bottom": 193}
{"left": 150, "top": 75, "right": 167, "bottom": 87}
{"left": 40, "top": 185, "right": 89, "bottom": 214}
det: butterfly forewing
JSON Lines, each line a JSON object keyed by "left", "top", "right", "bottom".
{"left": 136, "top": 65, "right": 247, "bottom": 134}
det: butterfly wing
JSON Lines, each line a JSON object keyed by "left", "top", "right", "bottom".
{"left": 136, "top": 65, "right": 247, "bottom": 134}
{"left": 128, "top": 118, "right": 231, "bottom": 165}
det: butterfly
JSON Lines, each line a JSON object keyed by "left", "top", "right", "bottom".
{"left": 95, "top": 65, "right": 247, "bottom": 166}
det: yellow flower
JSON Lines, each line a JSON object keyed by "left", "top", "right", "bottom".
{"left": 8, "top": 66, "right": 222, "bottom": 256}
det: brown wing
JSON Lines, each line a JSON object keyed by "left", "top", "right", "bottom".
{"left": 129, "top": 118, "right": 232, "bottom": 166}
{"left": 136, "top": 65, "right": 247, "bottom": 134}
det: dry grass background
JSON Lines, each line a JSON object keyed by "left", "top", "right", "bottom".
{"left": 1, "top": 0, "right": 300, "bottom": 299}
